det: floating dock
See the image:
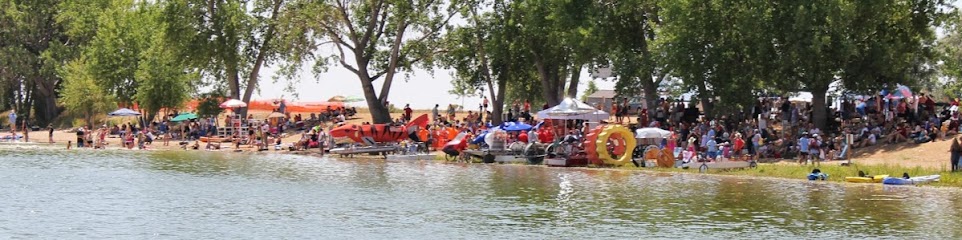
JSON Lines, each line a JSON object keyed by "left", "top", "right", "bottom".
{"left": 329, "top": 145, "right": 399, "bottom": 157}
{"left": 462, "top": 149, "right": 534, "bottom": 164}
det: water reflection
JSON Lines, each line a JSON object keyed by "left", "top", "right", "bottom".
{"left": 1, "top": 148, "right": 961, "bottom": 238}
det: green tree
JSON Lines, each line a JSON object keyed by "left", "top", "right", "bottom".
{"left": 514, "top": 0, "right": 601, "bottom": 106}
{"left": 281, "top": 0, "right": 457, "bottom": 123}
{"left": 196, "top": 92, "right": 226, "bottom": 118}
{"left": 768, "top": 0, "right": 944, "bottom": 129}
{"left": 581, "top": 80, "right": 598, "bottom": 102}
{"left": 79, "top": 0, "right": 153, "bottom": 105}
{"left": 135, "top": 34, "right": 197, "bottom": 122}
{"left": 659, "top": 0, "right": 776, "bottom": 119}
{"left": 938, "top": 10, "right": 962, "bottom": 98}
{"left": 0, "top": 0, "right": 94, "bottom": 124}
{"left": 440, "top": 0, "right": 527, "bottom": 124}
{"left": 161, "top": 0, "right": 287, "bottom": 116}
{"left": 60, "top": 58, "right": 115, "bottom": 126}
{"left": 597, "top": 0, "right": 667, "bottom": 118}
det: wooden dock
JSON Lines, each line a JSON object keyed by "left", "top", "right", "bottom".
{"left": 329, "top": 145, "right": 399, "bottom": 157}
{"left": 463, "top": 149, "right": 527, "bottom": 163}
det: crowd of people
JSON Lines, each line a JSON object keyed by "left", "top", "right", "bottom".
{"left": 620, "top": 91, "right": 962, "bottom": 167}
{"left": 6, "top": 89, "right": 962, "bottom": 173}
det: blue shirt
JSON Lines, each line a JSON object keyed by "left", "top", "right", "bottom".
{"left": 707, "top": 139, "right": 718, "bottom": 152}
{"left": 799, "top": 137, "right": 810, "bottom": 152}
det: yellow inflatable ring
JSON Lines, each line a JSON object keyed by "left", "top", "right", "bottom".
{"left": 594, "top": 125, "right": 636, "bottom": 166}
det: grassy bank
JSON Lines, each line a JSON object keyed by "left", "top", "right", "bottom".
{"left": 428, "top": 152, "right": 962, "bottom": 187}
{"left": 623, "top": 162, "right": 962, "bottom": 187}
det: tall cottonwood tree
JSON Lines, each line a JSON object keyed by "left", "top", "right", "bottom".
{"left": 597, "top": 0, "right": 666, "bottom": 117}
{"left": 515, "top": 0, "right": 600, "bottom": 106}
{"left": 660, "top": 0, "right": 776, "bottom": 118}
{"left": 0, "top": 0, "right": 95, "bottom": 124}
{"left": 281, "top": 0, "right": 456, "bottom": 124}
{"left": 441, "top": 0, "right": 523, "bottom": 124}
{"left": 161, "top": 0, "right": 287, "bottom": 116}
{"left": 769, "top": 0, "right": 944, "bottom": 129}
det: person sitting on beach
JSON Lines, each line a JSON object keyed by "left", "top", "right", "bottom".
{"left": 274, "top": 136, "right": 282, "bottom": 150}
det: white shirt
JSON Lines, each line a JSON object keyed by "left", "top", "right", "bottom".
{"left": 8, "top": 112, "right": 15, "bottom": 125}
{"left": 758, "top": 115, "right": 767, "bottom": 131}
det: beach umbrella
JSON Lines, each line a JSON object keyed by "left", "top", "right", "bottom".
{"left": 267, "top": 112, "right": 286, "bottom": 118}
{"left": 635, "top": 127, "right": 672, "bottom": 139}
{"left": 219, "top": 99, "right": 248, "bottom": 108}
{"left": 886, "top": 85, "right": 913, "bottom": 99}
{"left": 328, "top": 95, "right": 346, "bottom": 102}
{"left": 344, "top": 96, "right": 364, "bottom": 102}
{"left": 108, "top": 108, "right": 141, "bottom": 117}
{"left": 170, "top": 112, "right": 198, "bottom": 122}
{"left": 503, "top": 122, "right": 533, "bottom": 131}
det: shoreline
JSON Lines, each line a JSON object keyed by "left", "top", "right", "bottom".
{"left": 3, "top": 142, "right": 959, "bottom": 188}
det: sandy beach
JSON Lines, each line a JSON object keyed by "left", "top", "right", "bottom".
{"left": 1, "top": 108, "right": 956, "bottom": 171}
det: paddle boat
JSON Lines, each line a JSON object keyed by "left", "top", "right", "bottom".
{"left": 882, "top": 174, "right": 940, "bottom": 185}
{"left": 845, "top": 175, "right": 889, "bottom": 183}
{"left": 844, "top": 171, "right": 888, "bottom": 183}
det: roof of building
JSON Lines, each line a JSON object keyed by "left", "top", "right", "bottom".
{"left": 587, "top": 90, "right": 615, "bottom": 99}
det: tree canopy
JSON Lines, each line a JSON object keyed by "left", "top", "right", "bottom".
{"left": 0, "top": 0, "right": 954, "bottom": 130}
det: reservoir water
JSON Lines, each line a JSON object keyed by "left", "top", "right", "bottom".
{"left": 1, "top": 148, "right": 960, "bottom": 239}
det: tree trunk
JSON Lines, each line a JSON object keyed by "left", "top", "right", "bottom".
{"left": 697, "top": 80, "right": 713, "bottom": 120}
{"left": 567, "top": 65, "right": 581, "bottom": 98}
{"left": 241, "top": 0, "right": 282, "bottom": 110}
{"left": 811, "top": 84, "right": 829, "bottom": 131}
{"left": 226, "top": 62, "right": 244, "bottom": 116}
{"left": 359, "top": 77, "right": 392, "bottom": 124}
{"left": 535, "top": 60, "right": 562, "bottom": 107}
{"left": 491, "top": 74, "right": 507, "bottom": 125}
{"left": 32, "top": 87, "right": 58, "bottom": 126}
{"left": 642, "top": 77, "right": 659, "bottom": 121}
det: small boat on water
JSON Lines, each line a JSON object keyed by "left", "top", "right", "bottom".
{"left": 882, "top": 175, "right": 940, "bottom": 185}
{"left": 845, "top": 175, "right": 889, "bottom": 183}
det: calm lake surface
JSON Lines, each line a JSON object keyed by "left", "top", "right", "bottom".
{"left": 0, "top": 147, "right": 960, "bottom": 239}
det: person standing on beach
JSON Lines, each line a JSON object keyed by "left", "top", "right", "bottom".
{"left": 432, "top": 104, "right": 440, "bottom": 123}
{"left": 482, "top": 97, "right": 489, "bottom": 112}
{"left": 950, "top": 137, "right": 961, "bottom": 172}
{"left": 21, "top": 119, "right": 28, "bottom": 142}
{"left": 8, "top": 110, "right": 16, "bottom": 136}
{"left": 447, "top": 104, "right": 456, "bottom": 121}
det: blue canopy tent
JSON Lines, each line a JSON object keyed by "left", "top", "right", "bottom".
{"left": 108, "top": 108, "right": 141, "bottom": 117}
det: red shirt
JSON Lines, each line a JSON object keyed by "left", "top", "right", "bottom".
{"left": 524, "top": 102, "right": 531, "bottom": 112}
{"left": 518, "top": 132, "right": 529, "bottom": 143}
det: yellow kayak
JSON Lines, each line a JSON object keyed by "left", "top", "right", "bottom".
{"left": 845, "top": 175, "right": 889, "bottom": 183}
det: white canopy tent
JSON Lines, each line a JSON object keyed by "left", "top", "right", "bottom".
{"left": 538, "top": 110, "right": 609, "bottom": 121}
{"left": 635, "top": 127, "right": 672, "bottom": 139}
{"left": 537, "top": 98, "right": 602, "bottom": 120}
